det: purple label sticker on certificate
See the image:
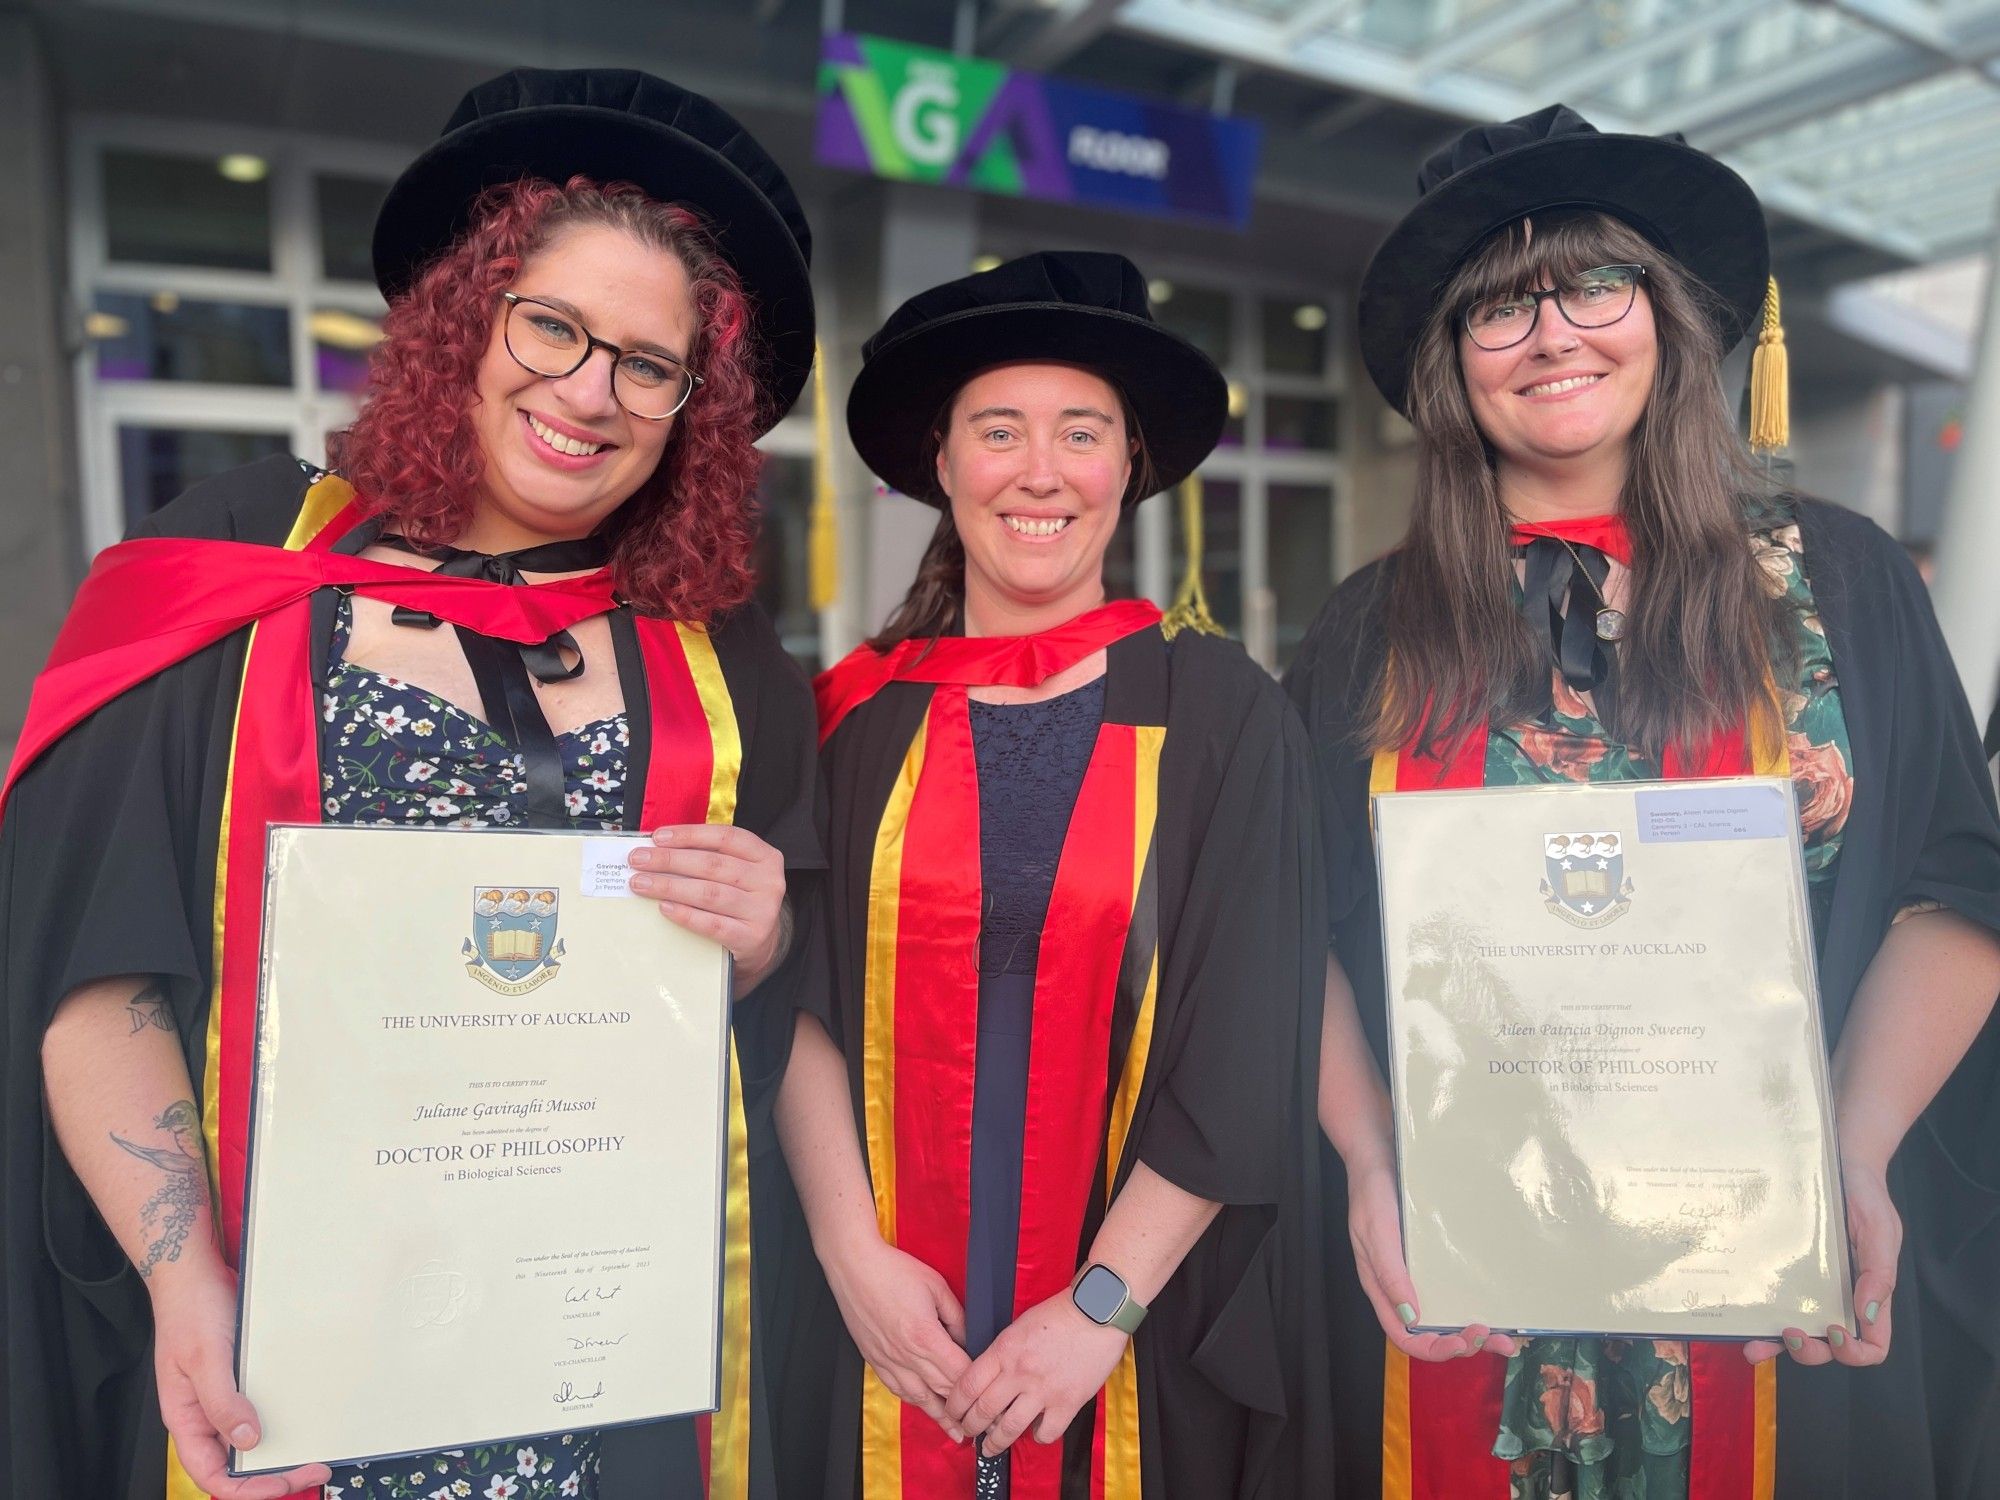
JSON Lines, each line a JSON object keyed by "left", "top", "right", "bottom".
{"left": 1635, "top": 784, "right": 1790, "bottom": 843}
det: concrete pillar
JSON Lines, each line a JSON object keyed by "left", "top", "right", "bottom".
{"left": 862, "top": 183, "right": 976, "bottom": 640}
{"left": 1788, "top": 384, "right": 1903, "bottom": 535}
{"left": 1930, "top": 230, "right": 2000, "bottom": 728}
{"left": 0, "top": 14, "right": 82, "bottom": 760}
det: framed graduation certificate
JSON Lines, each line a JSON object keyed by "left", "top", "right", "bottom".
{"left": 1373, "top": 778, "right": 1852, "bottom": 1339}
{"left": 231, "top": 825, "right": 732, "bottom": 1474}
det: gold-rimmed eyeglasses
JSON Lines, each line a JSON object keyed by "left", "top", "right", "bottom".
{"left": 501, "top": 293, "right": 702, "bottom": 421}
{"left": 1462, "top": 264, "right": 1647, "bottom": 351}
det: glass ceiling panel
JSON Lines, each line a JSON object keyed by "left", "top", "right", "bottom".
{"left": 1116, "top": 0, "right": 2000, "bottom": 260}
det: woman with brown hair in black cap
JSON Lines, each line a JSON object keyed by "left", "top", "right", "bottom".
{"left": 1287, "top": 105, "right": 2000, "bottom": 1499}
{"left": 4, "top": 69, "right": 821, "bottom": 1500}
{"left": 775, "top": 251, "right": 1332, "bottom": 1499}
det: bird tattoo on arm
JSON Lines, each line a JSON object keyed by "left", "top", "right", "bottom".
{"left": 109, "top": 1099, "right": 212, "bottom": 1278}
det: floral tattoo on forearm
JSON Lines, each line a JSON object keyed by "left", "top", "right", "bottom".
{"left": 108, "top": 1099, "right": 212, "bottom": 1278}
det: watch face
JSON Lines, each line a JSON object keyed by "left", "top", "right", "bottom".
{"left": 1073, "top": 1264, "right": 1128, "bottom": 1325}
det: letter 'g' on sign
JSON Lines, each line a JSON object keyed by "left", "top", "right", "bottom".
{"left": 893, "top": 62, "right": 962, "bottom": 167}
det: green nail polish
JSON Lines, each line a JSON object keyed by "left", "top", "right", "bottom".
{"left": 1865, "top": 1300, "right": 1880, "bottom": 1323}
{"left": 1785, "top": 1335, "right": 1802, "bottom": 1352}
{"left": 1396, "top": 1302, "right": 1417, "bottom": 1326}
{"left": 1830, "top": 1327, "right": 1846, "bottom": 1347}
{"left": 1471, "top": 1334, "right": 1486, "bottom": 1351}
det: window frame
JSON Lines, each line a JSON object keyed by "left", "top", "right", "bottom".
{"left": 69, "top": 116, "right": 405, "bottom": 551}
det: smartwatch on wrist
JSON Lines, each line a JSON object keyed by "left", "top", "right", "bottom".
{"left": 1071, "top": 1262, "right": 1146, "bottom": 1334}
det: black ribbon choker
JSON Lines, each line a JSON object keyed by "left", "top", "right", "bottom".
{"left": 379, "top": 533, "right": 612, "bottom": 829}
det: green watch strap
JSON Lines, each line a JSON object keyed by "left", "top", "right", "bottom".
{"left": 1107, "top": 1290, "right": 1147, "bottom": 1335}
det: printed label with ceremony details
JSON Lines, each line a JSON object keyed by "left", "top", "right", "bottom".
{"left": 1635, "top": 783, "right": 1790, "bottom": 843}
{"left": 579, "top": 835, "right": 652, "bottom": 899}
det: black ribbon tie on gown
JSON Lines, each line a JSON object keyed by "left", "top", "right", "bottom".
{"left": 381, "top": 533, "right": 611, "bottom": 828}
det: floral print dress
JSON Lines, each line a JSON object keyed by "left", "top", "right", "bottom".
{"left": 1487, "top": 521, "right": 1853, "bottom": 1500}
{"left": 319, "top": 594, "right": 622, "bottom": 1500}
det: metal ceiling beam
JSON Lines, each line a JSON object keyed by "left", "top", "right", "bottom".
{"left": 1548, "top": 0, "right": 1766, "bottom": 103}
{"left": 1927, "top": 216, "right": 2000, "bottom": 259}
{"left": 1279, "top": 0, "right": 1363, "bottom": 46}
{"left": 1657, "top": 3, "right": 2000, "bottom": 150}
{"left": 1845, "top": 150, "right": 2000, "bottom": 210}
{"left": 1118, "top": 0, "right": 1556, "bottom": 124}
{"left": 1302, "top": 93, "right": 1382, "bottom": 139}
{"left": 1823, "top": 0, "right": 1955, "bottom": 58}
{"left": 992, "top": 0, "right": 1126, "bottom": 70}
{"left": 1411, "top": 0, "right": 1585, "bottom": 79}
{"left": 1830, "top": 127, "right": 2000, "bottom": 196}
{"left": 1652, "top": 33, "right": 1937, "bottom": 145}
{"left": 1733, "top": 86, "right": 2000, "bottom": 175}
{"left": 1113, "top": 0, "right": 1931, "bottom": 258}
{"left": 1892, "top": 186, "right": 2000, "bottom": 226}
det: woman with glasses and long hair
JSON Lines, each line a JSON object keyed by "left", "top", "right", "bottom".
{"left": 1288, "top": 106, "right": 2000, "bottom": 1499}
{"left": 776, "top": 252, "right": 1333, "bottom": 1499}
{"left": 2, "top": 70, "right": 822, "bottom": 1500}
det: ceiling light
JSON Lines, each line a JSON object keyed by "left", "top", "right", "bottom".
{"left": 218, "top": 153, "right": 269, "bottom": 183}
{"left": 1227, "top": 381, "right": 1247, "bottom": 418}
{"left": 971, "top": 254, "right": 1003, "bottom": 273}
{"left": 1148, "top": 278, "right": 1174, "bottom": 304}
{"left": 1293, "top": 304, "right": 1327, "bottom": 332}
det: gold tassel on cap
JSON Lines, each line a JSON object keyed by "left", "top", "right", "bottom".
{"left": 807, "top": 340, "right": 838, "bottom": 611}
{"left": 1749, "top": 276, "right": 1789, "bottom": 454}
{"left": 1160, "top": 472, "right": 1225, "bottom": 641}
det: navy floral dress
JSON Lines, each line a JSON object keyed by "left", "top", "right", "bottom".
{"left": 319, "top": 593, "right": 620, "bottom": 1500}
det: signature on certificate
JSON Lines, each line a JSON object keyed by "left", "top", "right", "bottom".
{"left": 563, "top": 1282, "right": 623, "bottom": 1303}
{"left": 566, "top": 1332, "right": 631, "bottom": 1351}
{"left": 553, "top": 1379, "right": 606, "bottom": 1406}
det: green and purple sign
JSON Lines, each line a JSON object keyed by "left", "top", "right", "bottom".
{"left": 816, "top": 32, "right": 1262, "bottom": 230}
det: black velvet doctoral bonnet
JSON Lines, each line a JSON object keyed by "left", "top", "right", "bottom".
{"left": 1359, "top": 104, "right": 1770, "bottom": 413}
{"left": 372, "top": 68, "right": 815, "bottom": 431}
{"left": 847, "top": 250, "right": 1227, "bottom": 505}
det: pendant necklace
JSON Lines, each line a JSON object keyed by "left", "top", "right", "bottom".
{"left": 1552, "top": 535, "right": 1627, "bottom": 642}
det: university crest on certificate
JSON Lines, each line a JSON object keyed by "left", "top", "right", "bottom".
{"left": 232, "top": 825, "right": 732, "bottom": 1473}
{"left": 1373, "top": 778, "right": 1852, "bottom": 1339}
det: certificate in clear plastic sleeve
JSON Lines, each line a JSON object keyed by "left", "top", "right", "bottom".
{"left": 231, "top": 825, "right": 732, "bottom": 1474}
{"left": 1372, "top": 778, "right": 1852, "bottom": 1339}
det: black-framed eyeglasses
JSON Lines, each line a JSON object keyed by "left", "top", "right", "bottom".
{"left": 1462, "top": 264, "right": 1647, "bottom": 351}
{"left": 501, "top": 293, "right": 703, "bottom": 421}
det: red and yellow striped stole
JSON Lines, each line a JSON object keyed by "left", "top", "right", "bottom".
{"left": 856, "top": 685, "right": 1164, "bottom": 1500}
{"left": 170, "top": 477, "right": 756, "bottom": 1500}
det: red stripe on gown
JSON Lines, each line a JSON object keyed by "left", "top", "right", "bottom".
{"left": 872, "top": 695, "right": 1147, "bottom": 1499}
{"left": 891, "top": 686, "right": 985, "bottom": 1497}
{"left": 1009, "top": 723, "right": 1139, "bottom": 1500}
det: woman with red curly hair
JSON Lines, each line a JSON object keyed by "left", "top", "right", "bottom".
{"left": 2, "top": 70, "right": 822, "bottom": 1500}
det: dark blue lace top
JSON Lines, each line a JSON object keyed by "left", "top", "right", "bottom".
{"left": 968, "top": 677, "right": 1106, "bottom": 975}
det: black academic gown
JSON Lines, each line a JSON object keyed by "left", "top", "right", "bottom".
{"left": 1284, "top": 496, "right": 2000, "bottom": 1500}
{"left": 0, "top": 455, "right": 826, "bottom": 1500}
{"left": 791, "top": 624, "right": 1335, "bottom": 1500}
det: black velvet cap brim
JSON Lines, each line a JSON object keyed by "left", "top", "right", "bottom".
{"left": 846, "top": 304, "right": 1228, "bottom": 506}
{"left": 372, "top": 109, "right": 815, "bottom": 432}
{"left": 1359, "top": 133, "right": 1769, "bottom": 413}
